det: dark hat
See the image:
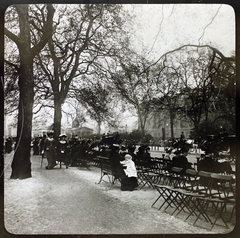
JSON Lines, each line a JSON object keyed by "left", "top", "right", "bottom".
{"left": 173, "top": 148, "right": 181, "bottom": 155}
{"left": 110, "top": 144, "right": 120, "bottom": 151}
{"left": 121, "top": 145, "right": 126, "bottom": 150}
{"left": 47, "top": 131, "right": 54, "bottom": 136}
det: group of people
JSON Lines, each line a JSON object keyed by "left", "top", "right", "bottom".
{"left": 33, "top": 132, "right": 139, "bottom": 191}
{"left": 32, "top": 132, "right": 85, "bottom": 169}
{"left": 32, "top": 131, "right": 200, "bottom": 191}
{"left": 106, "top": 144, "right": 138, "bottom": 191}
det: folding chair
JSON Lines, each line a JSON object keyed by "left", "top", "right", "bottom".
{"left": 184, "top": 169, "right": 199, "bottom": 192}
{"left": 152, "top": 167, "right": 185, "bottom": 213}
{"left": 140, "top": 158, "right": 165, "bottom": 188}
{"left": 172, "top": 171, "right": 211, "bottom": 223}
{"left": 158, "top": 167, "right": 196, "bottom": 216}
{"left": 183, "top": 171, "right": 214, "bottom": 226}
{"left": 191, "top": 171, "right": 234, "bottom": 230}
{"left": 206, "top": 173, "right": 236, "bottom": 230}
{"left": 136, "top": 157, "right": 161, "bottom": 189}
{"left": 159, "top": 159, "right": 173, "bottom": 185}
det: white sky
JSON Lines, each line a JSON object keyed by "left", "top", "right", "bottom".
{"left": 127, "top": 4, "right": 235, "bottom": 59}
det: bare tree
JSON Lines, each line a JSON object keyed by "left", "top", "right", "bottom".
{"left": 73, "top": 78, "right": 114, "bottom": 135}
{"left": 151, "top": 61, "right": 182, "bottom": 139}
{"left": 111, "top": 54, "right": 154, "bottom": 136}
{"left": 4, "top": 4, "right": 55, "bottom": 179}
{"left": 151, "top": 45, "right": 235, "bottom": 139}
{"left": 35, "top": 4, "right": 131, "bottom": 139}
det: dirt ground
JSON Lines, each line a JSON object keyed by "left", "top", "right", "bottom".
{"left": 3, "top": 151, "right": 236, "bottom": 236}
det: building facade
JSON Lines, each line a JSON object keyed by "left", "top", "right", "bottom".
{"left": 65, "top": 126, "right": 94, "bottom": 138}
{"left": 142, "top": 110, "right": 193, "bottom": 140}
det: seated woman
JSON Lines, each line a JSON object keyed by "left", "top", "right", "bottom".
{"left": 172, "top": 148, "right": 193, "bottom": 171}
{"left": 108, "top": 144, "right": 125, "bottom": 179}
{"left": 120, "top": 154, "right": 138, "bottom": 191}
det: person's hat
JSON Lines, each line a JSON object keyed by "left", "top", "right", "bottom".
{"left": 47, "top": 131, "right": 54, "bottom": 136}
{"left": 173, "top": 148, "right": 181, "bottom": 155}
{"left": 124, "top": 154, "right": 132, "bottom": 160}
{"left": 110, "top": 144, "right": 119, "bottom": 151}
{"left": 121, "top": 145, "right": 126, "bottom": 150}
{"left": 59, "top": 134, "right": 67, "bottom": 138}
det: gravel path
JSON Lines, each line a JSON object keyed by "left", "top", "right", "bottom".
{"left": 3, "top": 152, "right": 235, "bottom": 235}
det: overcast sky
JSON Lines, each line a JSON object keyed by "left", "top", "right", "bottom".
{"left": 127, "top": 4, "right": 235, "bottom": 59}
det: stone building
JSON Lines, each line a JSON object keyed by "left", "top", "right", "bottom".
{"left": 65, "top": 126, "right": 94, "bottom": 138}
{"left": 142, "top": 110, "right": 193, "bottom": 140}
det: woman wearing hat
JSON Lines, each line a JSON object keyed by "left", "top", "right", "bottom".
{"left": 109, "top": 144, "right": 125, "bottom": 179}
{"left": 120, "top": 154, "right": 138, "bottom": 191}
{"left": 172, "top": 148, "right": 192, "bottom": 171}
{"left": 56, "top": 134, "right": 70, "bottom": 168}
{"left": 43, "top": 131, "right": 57, "bottom": 169}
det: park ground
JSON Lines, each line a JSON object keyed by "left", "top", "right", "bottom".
{"left": 2, "top": 150, "right": 236, "bottom": 236}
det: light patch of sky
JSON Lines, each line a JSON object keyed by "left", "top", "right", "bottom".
{"left": 126, "top": 4, "right": 235, "bottom": 60}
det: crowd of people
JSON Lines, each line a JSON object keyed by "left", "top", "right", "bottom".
{"left": 30, "top": 131, "right": 198, "bottom": 191}
{"left": 26, "top": 129, "right": 234, "bottom": 191}
{"left": 31, "top": 132, "right": 139, "bottom": 191}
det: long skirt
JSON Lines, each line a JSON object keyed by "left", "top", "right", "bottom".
{"left": 45, "top": 149, "right": 56, "bottom": 168}
{"left": 121, "top": 176, "right": 138, "bottom": 191}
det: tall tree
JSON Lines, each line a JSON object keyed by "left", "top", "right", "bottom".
{"left": 111, "top": 54, "right": 154, "bottom": 136}
{"left": 36, "top": 4, "right": 130, "bottom": 139}
{"left": 151, "top": 63, "right": 182, "bottom": 139}
{"left": 74, "top": 81, "right": 112, "bottom": 135}
{"left": 4, "top": 4, "right": 55, "bottom": 179}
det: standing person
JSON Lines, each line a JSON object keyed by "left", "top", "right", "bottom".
{"left": 5, "top": 137, "right": 13, "bottom": 154}
{"left": 120, "top": 154, "right": 138, "bottom": 191}
{"left": 32, "top": 137, "right": 40, "bottom": 155}
{"left": 56, "top": 134, "right": 70, "bottom": 168}
{"left": 43, "top": 131, "right": 56, "bottom": 170}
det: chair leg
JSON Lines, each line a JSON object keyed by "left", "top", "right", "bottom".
{"left": 226, "top": 204, "right": 236, "bottom": 222}
{"left": 192, "top": 198, "right": 213, "bottom": 226}
{"left": 210, "top": 202, "right": 229, "bottom": 230}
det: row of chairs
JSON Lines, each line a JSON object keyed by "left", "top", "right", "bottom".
{"left": 136, "top": 157, "right": 236, "bottom": 230}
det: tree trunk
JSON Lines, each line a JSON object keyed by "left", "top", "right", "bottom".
{"left": 97, "top": 121, "right": 101, "bottom": 135}
{"left": 11, "top": 6, "right": 33, "bottom": 179}
{"left": 169, "top": 109, "right": 175, "bottom": 139}
{"left": 53, "top": 96, "right": 62, "bottom": 140}
{"left": 7, "top": 4, "right": 55, "bottom": 179}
